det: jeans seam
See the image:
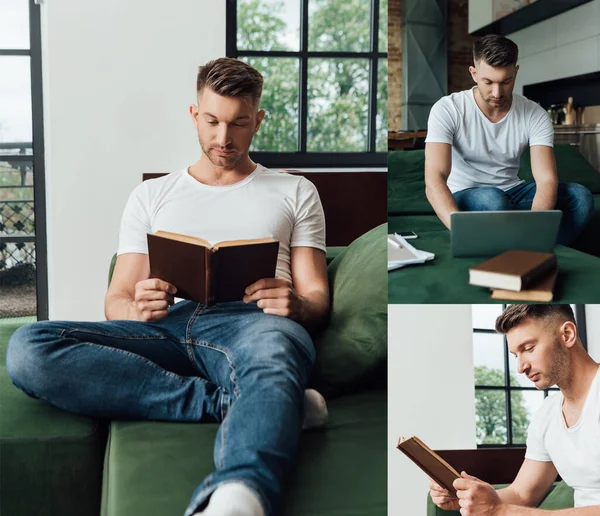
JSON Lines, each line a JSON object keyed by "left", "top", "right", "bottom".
{"left": 191, "top": 340, "right": 240, "bottom": 470}
{"left": 185, "top": 303, "right": 205, "bottom": 366}
{"left": 192, "top": 340, "right": 240, "bottom": 398}
{"left": 61, "top": 328, "right": 169, "bottom": 340}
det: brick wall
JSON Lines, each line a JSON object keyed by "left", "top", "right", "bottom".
{"left": 388, "top": 0, "right": 402, "bottom": 131}
{"left": 388, "top": 0, "right": 477, "bottom": 133}
{"left": 448, "top": 0, "right": 477, "bottom": 94}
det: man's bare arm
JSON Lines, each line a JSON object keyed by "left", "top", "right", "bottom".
{"left": 530, "top": 145, "right": 558, "bottom": 211}
{"left": 451, "top": 461, "right": 597, "bottom": 515}
{"left": 496, "top": 459, "right": 559, "bottom": 507}
{"left": 244, "top": 247, "right": 330, "bottom": 332}
{"left": 105, "top": 253, "right": 176, "bottom": 321}
{"left": 425, "top": 142, "right": 459, "bottom": 229}
{"left": 289, "top": 246, "right": 330, "bottom": 331}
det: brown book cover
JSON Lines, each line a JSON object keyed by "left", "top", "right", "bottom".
{"left": 469, "top": 250, "right": 557, "bottom": 292}
{"left": 147, "top": 231, "right": 279, "bottom": 306}
{"left": 491, "top": 265, "right": 558, "bottom": 302}
{"left": 397, "top": 436, "right": 461, "bottom": 496}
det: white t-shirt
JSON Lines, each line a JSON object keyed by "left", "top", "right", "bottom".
{"left": 117, "top": 164, "right": 326, "bottom": 284}
{"left": 425, "top": 87, "right": 554, "bottom": 193}
{"left": 525, "top": 366, "right": 600, "bottom": 508}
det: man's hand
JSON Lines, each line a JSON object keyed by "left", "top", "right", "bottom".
{"left": 243, "top": 278, "right": 305, "bottom": 321}
{"left": 429, "top": 479, "right": 460, "bottom": 511}
{"left": 131, "top": 278, "right": 177, "bottom": 322}
{"left": 454, "top": 471, "right": 506, "bottom": 516}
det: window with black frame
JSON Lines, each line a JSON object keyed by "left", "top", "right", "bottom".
{"left": 472, "top": 304, "right": 587, "bottom": 447}
{"left": 226, "top": 0, "right": 387, "bottom": 168}
{"left": 0, "top": 0, "right": 47, "bottom": 321}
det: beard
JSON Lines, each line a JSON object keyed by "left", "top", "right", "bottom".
{"left": 535, "top": 337, "right": 570, "bottom": 389}
{"left": 199, "top": 139, "right": 245, "bottom": 169}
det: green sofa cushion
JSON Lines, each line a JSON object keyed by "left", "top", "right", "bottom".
{"left": 0, "top": 321, "right": 107, "bottom": 516}
{"left": 388, "top": 215, "right": 600, "bottom": 303}
{"left": 519, "top": 145, "right": 600, "bottom": 193}
{"left": 102, "top": 389, "right": 387, "bottom": 516}
{"left": 388, "top": 150, "right": 433, "bottom": 215}
{"left": 310, "top": 224, "right": 387, "bottom": 398}
{"left": 426, "top": 481, "right": 574, "bottom": 515}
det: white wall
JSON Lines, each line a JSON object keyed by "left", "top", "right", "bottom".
{"left": 41, "top": 1, "right": 226, "bottom": 319}
{"left": 469, "top": 0, "right": 493, "bottom": 34}
{"left": 585, "top": 305, "right": 600, "bottom": 360}
{"left": 511, "top": 0, "right": 600, "bottom": 93}
{"left": 388, "top": 304, "right": 477, "bottom": 516}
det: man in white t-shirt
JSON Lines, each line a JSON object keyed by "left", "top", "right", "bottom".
{"left": 429, "top": 304, "right": 600, "bottom": 515}
{"left": 425, "top": 35, "right": 593, "bottom": 246}
{"left": 7, "top": 58, "right": 330, "bottom": 516}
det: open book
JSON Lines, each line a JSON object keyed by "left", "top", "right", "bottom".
{"left": 397, "top": 436, "right": 461, "bottom": 496}
{"left": 147, "top": 231, "right": 279, "bottom": 306}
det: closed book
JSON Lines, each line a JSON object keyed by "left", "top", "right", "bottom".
{"left": 147, "top": 231, "right": 279, "bottom": 306}
{"left": 491, "top": 266, "right": 558, "bottom": 302}
{"left": 469, "top": 250, "right": 557, "bottom": 292}
{"left": 397, "top": 436, "right": 461, "bottom": 496}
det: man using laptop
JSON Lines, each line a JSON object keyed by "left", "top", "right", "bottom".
{"left": 7, "top": 58, "right": 329, "bottom": 516}
{"left": 429, "top": 304, "right": 600, "bottom": 514}
{"left": 425, "top": 34, "right": 593, "bottom": 246}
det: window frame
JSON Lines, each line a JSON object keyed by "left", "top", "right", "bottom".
{"left": 473, "top": 305, "right": 587, "bottom": 448}
{"left": 225, "top": 0, "right": 387, "bottom": 168}
{"left": 0, "top": 0, "right": 48, "bottom": 320}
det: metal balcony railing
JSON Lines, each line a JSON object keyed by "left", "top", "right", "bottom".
{"left": 0, "top": 142, "right": 36, "bottom": 274}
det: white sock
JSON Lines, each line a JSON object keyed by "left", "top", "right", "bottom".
{"left": 303, "top": 388, "right": 328, "bottom": 430}
{"left": 196, "top": 482, "right": 264, "bottom": 516}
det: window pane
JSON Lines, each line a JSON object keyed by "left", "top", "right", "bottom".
{"left": 237, "top": 0, "right": 300, "bottom": 51}
{"left": 242, "top": 57, "right": 299, "bottom": 152}
{"left": 476, "top": 389, "right": 507, "bottom": 445}
{"left": 473, "top": 333, "right": 505, "bottom": 386}
{"left": 511, "top": 390, "right": 545, "bottom": 445}
{"left": 472, "top": 304, "right": 503, "bottom": 330}
{"left": 0, "top": 56, "right": 32, "bottom": 144}
{"left": 307, "top": 58, "right": 369, "bottom": 152}
{"left": 0, "top": 0, "right": 29, "bottom": 50}
{"left": 308, "top": 0, "right": 370, "bottom": 52}
{"left": 379, "top": 0, "right": 388, "bottom": 52}
{"left": 376, "top": 58, "right": 387, "bottom": 152}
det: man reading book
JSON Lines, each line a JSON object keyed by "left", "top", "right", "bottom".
{"left": 429, "top": 304, "right": 600, "bottom": 515}
{"left": 7, "top": 58, "right": 330, "bottom": 516}
{"left": 425, "top": 35, "right": 593, "bottom": 246}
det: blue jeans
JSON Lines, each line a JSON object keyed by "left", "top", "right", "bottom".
{"left": 453, "top": 181, "right": 594, "bottom": 246}
{"left": 6, "top": 300, "right": 316, "bottom": 516}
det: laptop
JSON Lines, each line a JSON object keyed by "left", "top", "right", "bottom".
{"left": 451, "top": 210, "right": 562, "bottom": 258}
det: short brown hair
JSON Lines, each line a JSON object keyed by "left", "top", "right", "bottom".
{"left": 473, "top": 35, "right": 518, "bottom": 67}
{"left": 196, "top": 57, "right": 263, "bottom": 105}
{"left": 495, "top": 305, "right": 575, "bottom": 334}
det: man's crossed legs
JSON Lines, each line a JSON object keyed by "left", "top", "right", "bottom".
{"left": 6, "top": 300, "right": 320, "bottom": 516}
{"left": 453, "top": 181, "right": 594, "bottom": 246}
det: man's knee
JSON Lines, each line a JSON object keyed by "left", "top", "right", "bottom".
{"left": 560, "top": 182, "right": 594, "bottom": 219}
{"left": 239, "top": 316, "right": 316, "bottom": 383}
{"left": 456, "top": 187, "right": 510, "bottom": 211}
{"left": 6, "top": 322, "right": 61, "bottom": 396}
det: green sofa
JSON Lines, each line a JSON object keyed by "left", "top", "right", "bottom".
{"left": 388, "top": 144, "right": 600, "bottom": 303}
{"left": 1, "top": 225, "right": 387, "bottom": 516}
